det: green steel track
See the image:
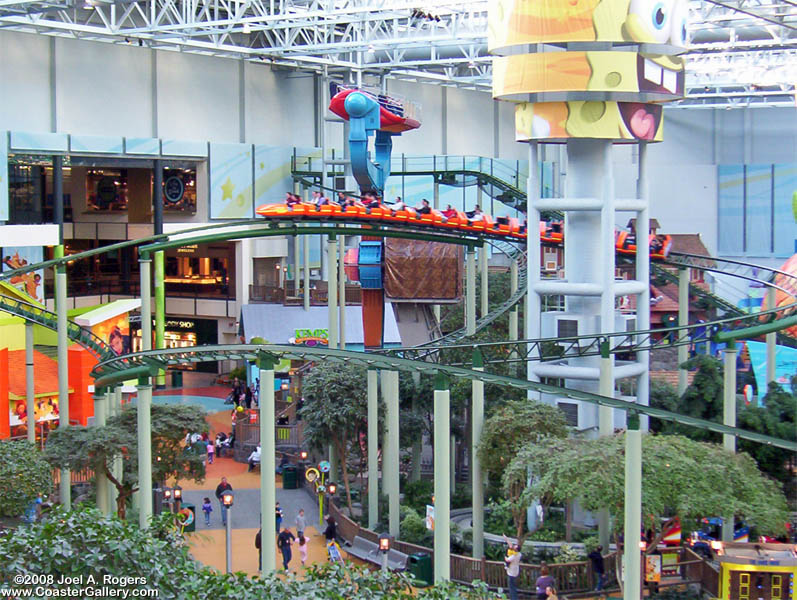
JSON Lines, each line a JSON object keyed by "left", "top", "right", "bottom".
{"left": 88, "top": 344, "right": 796, "bottom": 451}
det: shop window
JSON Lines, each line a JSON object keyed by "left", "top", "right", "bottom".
{"left": 87, "top": 168, "right": 128, "bottom": 211}
{"left": 8, "top": 156, "right": 73, "bottom": 224}
{"left": 161, "top": 167, "right": 197, "bottom": 214}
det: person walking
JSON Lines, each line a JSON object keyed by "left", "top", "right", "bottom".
{"left": 215, "top": 476, "right": 233, "bottom": 526}
{"left": 545, "top": 586, "right": 559, "bottom": 600}
{"left": 535, "top": 564, "right": 556, "bottom": 600}
{"left": 588, "top": 544, "right": 606, "bottom": 591}
{"left": 297, "top": 534, "right": 308, "bottom": 566}
{"left": 277, "top": 527, "right": 295, "bottom": 571}
{"left": 295, "top": 508, "right": 306, "bottom": 539}
{"left": 323, "top": 515, "right": 337, "bottom": 542}
{"left": 207, "top": 439, "right": 215, "bottom": 464}
{"left": 502, "top": 534, "right": 522, "bottom": 600}
{"left": 201, "top": 497, "right": 212, "bottom": 526}
{"left": 255, "top": 528, "right": 262, "bottom": 572}
{"left": 275, "top": 502, "right": 284, "bottom": 532}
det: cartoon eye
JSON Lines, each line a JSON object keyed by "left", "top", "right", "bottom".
{"left": 628, "top": 0, "right": 674, "bottom": 43}
{"left": 669, "top": 0, "right": 688, "bottom": 47}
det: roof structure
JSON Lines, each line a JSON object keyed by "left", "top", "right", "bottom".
{"left": 0, "top": 0, "right": 793, "bottom": 109}
{"left": 670, "top": 234, "right": 712, "bottom": 257}
{"left": 7, "top": 349, "right": 72, "bottom": 399}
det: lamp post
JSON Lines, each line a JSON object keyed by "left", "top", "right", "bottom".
{"left": 379, "top": 533, "right": 391, "bottom": 573}
{"left": 327, "top": 482, "right": 337, "bottom": 497}
{"left": 222, "top": 490, "right": 235, "bottom": 573}
{"left": 163, "top": 487, "right": 173, "bottom": 513}
{"left": 173, "top": 485, "right": 182, "bottom": 511}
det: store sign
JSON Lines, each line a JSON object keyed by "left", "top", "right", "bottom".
{"left": 291, "top": 328, "right": 328, "bottom": 346}
{"left": 166, "top": 320, "right": 195, "bottom": 330}
{"left": 164, "top": 175, "right": 185, "bottom": 204}
{"left": 177, "top": 245, "right": 198, "bottom": 254}
{"left": 96, "top": 176, "right": 117, "bottom": 204}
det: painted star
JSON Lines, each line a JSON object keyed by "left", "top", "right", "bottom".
{"left": 221, "top": 177, "right": 235, "bottom": 201}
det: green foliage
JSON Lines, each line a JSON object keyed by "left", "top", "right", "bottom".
{"left": 0, "top": 506, "right": 500, "bottom": 599}
{"left": 647, "top": 589, "right": 701, "bottom": 600}
{"left": 44, "top": 404, "right": 208, "bottom": 518}
{"left": 738, "top": 382, "right": 797, "bottom": 488}
{"left": 402, "top": 479, "right": 434, "bottom": 515}
{"left": 229, "top": 366, "right": 247, "bottom": 381}
{"left": 552, "top": 543, "right": 581, "bottom": 564}
{"left": 483, "top": 499, "right": 515, "bottom": 537}
{"left": 479, "top": 400, "right": 569, "bottom": 545}
{"left": 400, "top": 509, "right": 433, "bottom": 546}
{"left": 0, "top": 440, "right": 53, "bottom": 518}
{"left": 512, "top": 433, "right": 789, "bottom": 537}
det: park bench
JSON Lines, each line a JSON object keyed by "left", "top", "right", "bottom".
{"left": 344, "top": 535, "right": 408, "bottom": 572}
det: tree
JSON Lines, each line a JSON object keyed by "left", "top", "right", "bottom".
{"left": 477, "top": 400, "right": 569, "bottom": 545}
{"left": 509, "top": 433, "right": 789, "bottom": 538}
{"left": 0, "top": 440, "right": 53, "bottom": 518}
{"left": 738, "top": 381, "right": 797, "bottom": 489}
{"left": 44, "top": 404, "right": 208, "bottom": 518}
{"left": 301, "top": 361, "right": 372, "bottom": 515}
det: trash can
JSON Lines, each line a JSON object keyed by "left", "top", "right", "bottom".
{"left": 178, "top": 502, "right": 196, "bottom": 533}
{"left": 282, "top": 465, "right": 298, "bottom": 490}
{"left": 407, "top": 552, "right": 432, "bottom": 587}
{"left": 171, "top": 370, "right": 183, "bottom": 388}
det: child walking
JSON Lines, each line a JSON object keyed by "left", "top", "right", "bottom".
{"left": 202, "top": 497, "right": 213, "bottom": 526}
{"left": 207, "top": 440, "right": 215, "bottom": 464}
{"left": 298, "top": 534, "right": 308, "bottom": 566}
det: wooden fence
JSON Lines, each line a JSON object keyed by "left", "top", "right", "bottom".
{"left": 328, "top": 502, "right": 612, "bottom": 595}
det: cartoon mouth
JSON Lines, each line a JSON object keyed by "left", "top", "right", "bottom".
{"left": 637, "top": 55, "right": 682, "bottom": 95}
{"left": 618, "top": 102, "right": 662, "bottom": 141}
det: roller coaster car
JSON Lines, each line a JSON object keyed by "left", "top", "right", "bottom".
{"left": 329, "top": 88, "right": 421, "bottom": 133}
{"left": 494, "top": 217, "right": 520, "bottom": 236}
{"left": 615, "top": 231, "right": 673, "bottom": 259}
{"left": 540, "top": 221, "right": 564, "bottom": 244}
{"left": 439, "top": 210, "right": 468, "bottom": 229}
{"left": 412, "top": 209, "right": 446, "bottom": 226}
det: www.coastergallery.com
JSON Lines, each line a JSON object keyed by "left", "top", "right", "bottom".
{"left": 2, "top": 575, "right": 158, "bottom": 598}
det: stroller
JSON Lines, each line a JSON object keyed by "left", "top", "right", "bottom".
{"left": 326, "top": 540, "right": 344, "bottom": 564}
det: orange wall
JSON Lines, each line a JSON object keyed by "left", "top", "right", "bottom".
{"left": 0, "top": 348, "right": 8, "bottom": 438}
{"left": 68, "top": 346, "right": 97, "bottom": 426}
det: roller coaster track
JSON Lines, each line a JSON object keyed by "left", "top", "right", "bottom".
{"left": 0, "top": 295, "right": 112, "bottom": 360}
{"left": 88, "top": 344, "right": 796, "bottom": 451}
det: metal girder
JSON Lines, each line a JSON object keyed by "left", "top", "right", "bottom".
{"left": 89, "top": 344, "right": 797, "bottom": 450}
{"left": 2, "top": 0, "right": 795, "bottom": 107}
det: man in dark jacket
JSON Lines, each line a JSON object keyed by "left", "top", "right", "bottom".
{"left": 255, "top": 528, "right": 262, "bottom": 572}
{"left": 588, "top": 545, "right": 606, "bottom": 591}
{"left": 277, "top": 527, "right": 295, "bottom": 571}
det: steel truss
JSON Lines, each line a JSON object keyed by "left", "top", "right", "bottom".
{"left": 1, "top": 0, "right": 795, "bottom": 108}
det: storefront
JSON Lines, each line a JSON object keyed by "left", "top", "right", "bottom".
{"left": 130, "top": 316, "right": 219, "bottom": 372}
{"left": 164, "top": 242, "right": 235, "bottom": 298}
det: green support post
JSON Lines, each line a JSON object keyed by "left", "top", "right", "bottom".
{"left": 339, "top": 235, "right": 346, "bottom": 350}
{"left": 303, "top": 232, "right": 310, "bottom": 312}
{"left": 136, "top": 377, "right": 153, "bottom": 529}
{"left": 722, "top": 340, "right": 737, "bottom": 543}
{"left": 93, "top": 387, "right": 110, "bottom": 515}
{"left": 109, "top": 386, "right": 122, "bottom": 513}
{"left": 259, "top": 353, "right": 277, "bottom": 573}
{"left": 154, "top": 251, "right": 166, "bottom": 389}
{"left": 598, "top": 340, "right": 613, "bottom": 552}
{"left": 678, "top": 267, "right": 689, "bottom": 395}
{"left": 766, "top": 287, "right": 776, "bottom": 385}
{"left": 479, "top": 243, "right": 488, "bottom": 318}
{"left": 434, "top": 372, "right": 451, "bottom": 582}
{"left": 327, "top": 235, "right": 338, "bottom": 349}
{"left": 471, "top": 349, "right": 485, "bottom": 560}
{"left": 54, "top": 244, "right": 70, "bottom": 509}
{"left": 294, "top": 234, "right": 301, "bottom": 296}
{"left": 508, "top": 260, "right": 518, "bottom": 341}
{"left": 466, "top": 247, "right": 476, "bottom": 336}
{"left": 623, "top": 414, "right": 642, "bottom": 600}
{"left": 384, "top": 370, "right": 400, "bottom": 538}
{"left": 450, "top": 435, "right": 456, "bottom": 494}
{"left": 367, "top": 369, "right": 379, "bottom": 529}
{"left": 25, "top": 322, "right": 35, "bottom": 445}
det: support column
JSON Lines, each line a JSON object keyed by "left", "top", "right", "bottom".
{"left": 471, "top": 350, "right": 485, "bottom": 559}
{"left": 766, "top": 286, "right": 776, "bottom": 386}
{"left": 384, "top": 370, "right": 400, "bottom": 538}
{"left": 450, "top": 435, "right": 456, "bottom": 493}
{"left": 294, "top": 234, "right": 301, "bottom": 296}
{"left": 93, "top": 388, "right": 110, "bottom": 515}
{"left": 508, "top": 260, "right": 519, "bottom": 341}
{"left": 636, "top": 143, "right": 651, "bottom": 432}
{"left": 433, "top": 372, "right": 451, "bottom": 582}
{"left": 479, "top": 243, "right": 489, "bottom": 318}
{"left": 722, "top": 341, "right": 737, "bottom": 542}
{"left": 154, "top": 251, "right": 166, "bottom": 389}
{"left": 466, "top": 247, "right": 476, "bottom": 336}
{"left": 138, "top": 254, "right": 153, "bottom": 528}
{"left": 25, "top": 323, "right": 35, "bottom": 445}
{"left": 329, "top": 444, "right": 339, "bottom": 484}
{"left": 259, "top": 355, "right": 276, "bottom": 573}
{"left": 527, "top": 142, "right": 541, "bottom": 391}
{"left": 54, "top": 244, "right": 70, "bottom": 509}
{"left": 339, "top": 235, "right": 346, "bottom": 349}
{"left": 623, "top": 417, "right": 642, "bottom": 600}
{"left": 677, "top": 267, "right": 690, "bottom": 395}
{"left": 598, "top": 341, "right": 613, "bottom": 551}
{"left": 303, "top": 233, "right": 310, "bottom": 312}
{"left": 327, "top": 235, "right": 338, "bottom": 349}
{"left": 367, "top": 369, "right": 379, "bottom": 529}
{"left": 136, "top": 378, "right": 153, "bottom": 529}
{"left": 109, "top": 387, "right": 122, "bottom": 513}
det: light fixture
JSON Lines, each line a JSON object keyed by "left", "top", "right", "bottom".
{"left": 173, "top": 485, "right": 182, "bottom": 501}
{"left": 379, "top": 533, "right": 391, "bottom": 553}
{"left": 710, "top": 540, "right": 724, "bottom": 554}
{"left": 639, "top": 541, "right": 647, "bottom": 551}
{"left": 163, "top": 488, "right": 173, "bottom": 501}
{"left": 242, "top": 22, "right": 251, "bottom": 34}
{"left": 327, "top": 482, "right": 337, "bottom": 495}
{"left": 222, "top": 491, "right": 235, "bottom": 508}
{"left": 300, "top": 450, "right": 308, "bottom": 461}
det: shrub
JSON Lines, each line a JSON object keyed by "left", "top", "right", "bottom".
{"left": 0, "top": 440, "right": 52, "bottom": 518}
{"left": 400, "top": 509, "right": 432, "bottom": 546}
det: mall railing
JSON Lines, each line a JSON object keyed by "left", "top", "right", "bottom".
{"left": 45, "top": 277, "right": 235, "bottom": 301}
